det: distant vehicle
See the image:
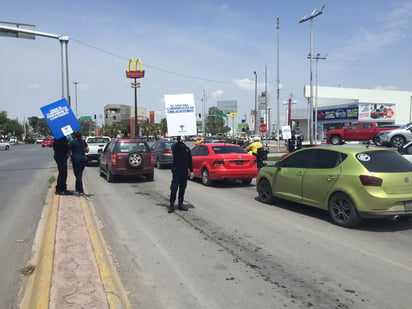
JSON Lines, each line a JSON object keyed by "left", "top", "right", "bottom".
{"left": 0, "top": 140, "right": 10, "bottom": 150}
{"left": 151, "top": 140, "right": 176, "bottom": 169}
{"left": 191, "top": 143, "right": 258, "bottom": 186}
{"left": 326, "top": 122, "right": 395, "bottom": 145}
{"left": 85, "top": 136, "right": 111, "bottom": 164}
{"left": 9, "top": 136, "right": 17, "bottom": 143}
{"left": 99, "top": 138, "right": 154, "bottom": 182}
{"left": 41, "top": 137, "right": 54, "bottom": 147}
{"left": 36, "top": 137, "right": 44, "bottom": 144}
{"left": 378, "top": 122, "right": 412, "bottom": 148}
{"left": 256, "top": 145, "right": 412, "bottom": 227}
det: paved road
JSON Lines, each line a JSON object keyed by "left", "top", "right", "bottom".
{"left": 83, "top": 159, "right": 412, "bottom": 309}
{"left": 0, "top": 144, "right": 55, "bottom": 308}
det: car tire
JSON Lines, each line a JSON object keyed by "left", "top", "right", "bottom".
{"left": 391, "top": 135, "right": 406, "bottom": 148}
{"left": 242, "top": 178, "right": 252, "bottom": 185}
{"left": 201, "top": 169, "right": 213, "bottom": 186}
{"left": 99, "top": 164, "right": 105, "bottom": 177}
{"left": 328, "top": 192, "right": 362, "bottom": 228}
{"left": 330, "top": 135, "right": 342, "bottom": 145}
{"left": 257, "top": 178, "right": 274, "bottom": 204}
{"left": 106, "top": 169, "right": 115, "bottom": 182}
{"left": 155, "top": 157, "right": 162, "bottom": 169}
{"left": 146, "top": 172, "right": 154, "bottom": 181}
{"left": 128, "top": 152, "right": 143, "bottom": 168}
{"left": 373, "top": 135, "right": 382, "bottom": 146}
{"left": 5, "top": 145, "right": 9, "bottom": 150}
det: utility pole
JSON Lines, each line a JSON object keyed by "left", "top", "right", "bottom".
{"left": 264, "top": 65, "right": 268, "bottom": 140}
{"left": 276, "top": 17, "right": 281, "bottom": 152}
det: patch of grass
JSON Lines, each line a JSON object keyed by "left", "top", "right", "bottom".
{"left": 20, "top": 265, "right": 36, "bottom": 276}
{"left": 48, "top": 176, "right": 56, "bottom": 188}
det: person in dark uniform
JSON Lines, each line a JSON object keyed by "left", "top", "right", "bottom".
{"left": 53, "top": 135, "right": 72, "bottom": 195}
{"left": 69, "top": 131, "right": 89, "bottom": 195}
{"left": 169, "top": 136, "right": 193, "bottom": 213}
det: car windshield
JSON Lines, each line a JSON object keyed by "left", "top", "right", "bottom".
{"left": 356, "top": 150, "right": 412, "bottom": 172}
{"left": 117, "top": 142, "right": 150, "bottom": 153}
{"left": 212, "top": 145, "right": 246, "bottom": 154}
{"left": 88, "top": 137, "right": 110, "bottom": 143}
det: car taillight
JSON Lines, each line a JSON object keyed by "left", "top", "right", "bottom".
{"left": 359, "top": 175, "right": 383, "bottom": 186}
{"left": 150, "top": 154, "right": 154, "bottom": 163}
{"left": 213, "top": 159, "right": 225, "bottom": 166}
{"left": 111, "top": 154, "right": 117, "bottom": 165}
{"left": 162, "top": 150, "right": 172, "bottom": 153}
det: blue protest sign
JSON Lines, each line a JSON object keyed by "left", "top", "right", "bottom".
{"left": 40, "top": 98, "right": 81, "bottom": 139}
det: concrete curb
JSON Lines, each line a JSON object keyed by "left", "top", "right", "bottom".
{"left": 81, "top": 197, "right": 132, "bottom": 309}
{"left": 20, "top": 185, "right": 58, "bottom": 308}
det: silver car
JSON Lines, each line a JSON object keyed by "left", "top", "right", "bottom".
{"left": 0, "top": 140, "right": 10, "bottom": 150}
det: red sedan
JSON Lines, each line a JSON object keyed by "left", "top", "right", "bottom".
{"left": 41, "top": 137, "right": 54, "bottom": 147}
{"left": 191, "top": 143, "right": 258, "bottom": 185}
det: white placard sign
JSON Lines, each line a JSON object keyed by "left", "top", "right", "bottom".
{"left": 165, "top": 93, "right": 197, "bottom": 136}
{"left": 282, "top": 125, "right": 292, "bottom": 140}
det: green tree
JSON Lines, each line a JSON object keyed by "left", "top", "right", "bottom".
{"left": 140, "top": 119, "right": 158, "bottom": 139}
{"left": 205, "top": 107, "right": 230, "bottom": 136}
{"left": 159, "top": 118, "right": 167, "bottom": 137}
{"left": 101, "top": 123, "right": 128, "bottom": 138}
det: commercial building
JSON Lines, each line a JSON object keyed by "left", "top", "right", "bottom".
{"left": 291, "top": 86, "right": 412, "bottom": 141}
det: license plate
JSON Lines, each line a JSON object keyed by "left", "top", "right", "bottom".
{"left": 234, "top": 160, "right": 244, "bottom": 165}
{"left": 404, "top": 201, "right": 412, "bottom": 212}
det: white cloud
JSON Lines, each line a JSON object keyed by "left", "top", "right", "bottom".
{"left": 233, "top": 78, "right": 255, "bottom": 90}
{"left": 210, "top": 89, "right": 224, "bottom": 98}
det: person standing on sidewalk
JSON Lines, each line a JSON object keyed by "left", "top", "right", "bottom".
{"left": 69, "top": 131, "right": 89, "bottom": 194}
{"left": 169, "top": 136, "right": 193, "bottom": 213}
{"left": 53, "top": 135, "right": 72, "bottom": 195}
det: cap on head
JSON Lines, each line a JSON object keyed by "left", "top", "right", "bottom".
{"left": 253, "top": 136, "right": 261, "bottom": 141}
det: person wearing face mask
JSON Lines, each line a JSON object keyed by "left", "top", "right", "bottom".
{"left": 68, "top": 131, "right": 89, "bottom": 195}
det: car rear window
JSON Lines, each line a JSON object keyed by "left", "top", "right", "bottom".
{"left": 88, "top": 137, "right": 110, "bottom": 143}
{"left": 116, "top": 142, "right": 150, "bottom": 153}
{"left": 356, "top": 150, "right": 412, "bottom": 172}
{"left": 212, "top": 145, "right": 246, "bottom": 154}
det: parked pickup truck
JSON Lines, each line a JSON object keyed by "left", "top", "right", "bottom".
{"left": 326, "top": 122, "right": 395, "bottom": 145}
{"left": 85, "top": 136, "right": 111, "bottom": 164}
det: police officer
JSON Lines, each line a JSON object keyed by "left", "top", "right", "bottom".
{"left": 169, "top": 136, "right": 193, "bottom": 213}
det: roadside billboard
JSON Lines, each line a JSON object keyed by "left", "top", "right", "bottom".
{"left": 165, "top": 93, "right": 197, "bottom": 136}
{"left": 40, "top": 98, "right": 81, "bottom": 139}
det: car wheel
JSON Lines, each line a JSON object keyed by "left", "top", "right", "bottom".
{"left": 391, "top": 135, "right": 406, "bottom": 148}
{"left": 330, "top": 135, "right": 342, "bottom": 145}
{"left": 155, "top": 157, "right": 162, "bottom": 169}
{"left": 373, "top": 135, "right": 382, "bottom": 146}
{"left": 328, "top": 192, "right": 362, "bottom": 228}
{"left": 5, "top": 145, "right": 9, "bottom": 150}
{"left": 257, "top": 178, "right": 274, "bottom": 204}
{"left": 106, "top": 169, "right": 115, "bottom": 182}
{"left": 128, "top": 152, "right": 143, "bottom": 168}
{"left": 99, "top": 164, "right": 105, "bottom": 177}
{"left": 201, "top": 169, "right": 213, "bottom": 186}
{"left": 146, "top": 172, "right": 154, "bottom": 181}
{"left": 242, "top": 178, "right": 252, "bottom": 185}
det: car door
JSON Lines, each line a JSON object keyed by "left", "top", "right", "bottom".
{"left": 191, "top": 145, "right": 209, "bottom": 177}
{"left": 300, "top": 149, "right": 342, "bottom": 209}
{"left": 272, "top": 149, "right": 314, "bottom": 202}
{"left": 343, "top": 123, "right": 362, "bottom": 141}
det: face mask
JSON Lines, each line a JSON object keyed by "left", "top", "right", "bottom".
{"left": 66, "top": 134, "right": 73, "bottom": 142}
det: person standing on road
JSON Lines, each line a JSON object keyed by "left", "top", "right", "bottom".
{"left": 169, "top": 136, "right": 193, "bottom": 213}
{"left": 69, "top": 131, "right": 89, "bottom": 195}
{"left": 53, "top": 135, "right": 72, "bottom": 195}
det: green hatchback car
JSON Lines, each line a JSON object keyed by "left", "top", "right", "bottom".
{"left": 256, "top": 145, "right": 412, "bottom": 227}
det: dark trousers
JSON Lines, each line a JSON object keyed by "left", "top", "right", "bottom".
{"left": 72, "top": 159, "right": 86, "bottom": 193}
{"left": 170, "top": 169, "right": 188, "bottom": 206}
{"left": 54, "top": 156, "right": 68, "bottom": 192}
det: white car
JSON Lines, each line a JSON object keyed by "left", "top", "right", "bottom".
{"left": 0, "top": 140, "right": 11, "bottom": 150}
{"left": 9, "top": 136, "right": 17, "bottom": 143}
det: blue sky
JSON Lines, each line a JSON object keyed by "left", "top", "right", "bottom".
{"left": 1, "top": 0, "right": 412, "bottom": 127}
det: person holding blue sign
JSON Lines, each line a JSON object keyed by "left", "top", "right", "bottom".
{"left": 69, "top": 131, "right": 89, "bottom": 195}
{"left": 53, "top": 136, "right": 72, "bottom": 195}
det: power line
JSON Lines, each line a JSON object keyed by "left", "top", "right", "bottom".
{"left": 71, "top": 38, "right": 232, "bottom": 84}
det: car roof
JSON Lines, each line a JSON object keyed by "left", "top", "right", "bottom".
{"left": 294, "top": 145, "right": 396, "bottom": 155}
{"left": 113, "top": 138, "right": 147, "bottom": 142}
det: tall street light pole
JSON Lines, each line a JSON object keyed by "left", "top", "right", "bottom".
{"left": 73, "top": 81, "right": 79, "bottom": 117}
{"left": 299, "top": 4, "right": 325, "bottom": 144}
{"left": 276, "top": 17, "right": 281, "bottom": 151}
{"left": 254, "top": 71, "right": 258, "bottom": 135}
{"left": 309, "top": 53, "right": 327, "bottom": 143}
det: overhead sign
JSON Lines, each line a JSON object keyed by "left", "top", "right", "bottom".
{"left": 40, "top": 98, "right": 81, "bottom": 139}
{"left": 165, "top": 93, "right": 197, "bottom": 136}
{"left": 0, "top": 22, "right": 36, "bottom": 39}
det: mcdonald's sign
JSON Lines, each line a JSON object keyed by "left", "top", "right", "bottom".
{"left": 126, "top": 58, "right": 145, "bottom": 79}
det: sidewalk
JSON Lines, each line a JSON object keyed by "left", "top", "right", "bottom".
{"left": 20, "top": 167, "right": 131, "bottom": 308}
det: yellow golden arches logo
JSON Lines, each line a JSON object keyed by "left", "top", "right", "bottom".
{"left": 126, "top": 58, "right": 145, "bottom": 78}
